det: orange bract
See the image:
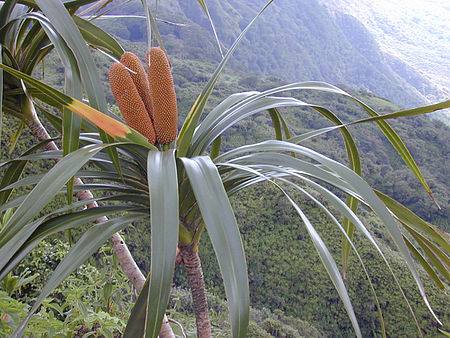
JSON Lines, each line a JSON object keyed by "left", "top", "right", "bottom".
{"left": 147, "top": 47, "right": 178, "bottom": 145}
{"left": 108, "top": 62, "right": 156, "bottom": 144}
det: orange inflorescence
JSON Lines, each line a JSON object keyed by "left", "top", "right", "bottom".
{"left": 108, "top": 62, "right": 156, "bottom": 144}
{"left": 120, "top": 52, "right": 154, "bottom": 122}
{"left": 147, "top": 47, "right": 178, "bottom": 145}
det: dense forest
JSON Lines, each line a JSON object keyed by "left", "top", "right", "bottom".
{"left": 0, "top": 0, "right": 448, "bottom": 337}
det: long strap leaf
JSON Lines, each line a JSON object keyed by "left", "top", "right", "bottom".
{"left": 36, "top": 0, "right": 121, "bottom": 172}
{"left": 177, "top": 0, "right": 274, "bottom": 156}
{"left": 145, "top": 150, "right": 179, "bottom": 337}
{"left": 0, "top": 144, "right": 105, "bottom": 270}
{"left": 180, "top": 156, "right": 249, "bottom": 338}
{"left": 196, "top": 0, "right": 223, "bottom": 57}
{"left": 73, "top": 15, "right": 124, "bottom": 59}
{"left": 0, "top": 205, "right": 139, "bottom": 280}
{"left": 218, "top": 140, "right": 442, "bottom": 325}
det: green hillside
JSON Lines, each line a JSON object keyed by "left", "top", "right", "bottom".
{"left": 96, "top": 0, "right": 434, "bottom": 108}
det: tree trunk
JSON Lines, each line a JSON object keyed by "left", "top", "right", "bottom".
{"left": 24, "top": 106, "right": 174, "bottom": 337}
{"left": 181, "top": 245, "right": 211, "bottom": 337}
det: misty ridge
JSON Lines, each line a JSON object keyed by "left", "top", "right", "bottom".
{"left": 99, "top": 0, "right": 448, "bottom": 111}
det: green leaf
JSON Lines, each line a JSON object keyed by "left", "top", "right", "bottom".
{"left": 19, "top": 11, "right": 83, "bottom": 160}
{"left": 41, "top": 107, "right": 63, "bottom": 133}
{"left": 181, "top": 156, "right": 249, "bottom": 338}
{"left": 190, "top": 93, "right": 361, "bottom": 193}
{"left": 281, "top": 189, "right": 362, "bottom": 337}
{"left": 404, "top": 237, "right": 446, "bottom": 289}
{"left": 0, "top": 144, "right": 106, "bottom": 269}
{"left": 210, "top": 135, "right": 221, "bottom": 159}
{"left": 219, "top": 152, "right": 355, "bottom": 195}
{"left": 374, "top": 190, "right": 449, "bottom": 252}
{"left": 0, "top": 155, "right": 28, "bottom": 206}
{"left": 35, "top": 0, "right": 106, "bottom": 114}
{"left": 14, "top": 213, "right": 142, "bottom": 337}
{"left": 268, "top": 107, "right": 282, "bottom": 140}
{"left": 73, "top": 15, "right": 124, "bottom": 59}
{"left": 142, "top": 0, "right": 152, "bottom": 49}
{"left": 219, "top": 140, "right": 440, "bottom": 325}
{"left": 36, "top": 0, "right": 122, "bottom": 173}
{"left": 348, "top": 100, "right": 450, "bottom": 123}
{"left": 177, "top": 0, "right": 274, "bottom": 156}
{"left": 195, "top": 89, "right": 361, "bottom": 274}
{"left": 191, "top": 95, "right": 300, "bottom": 155}
{"left": 124, "top": 276, "right": 150, "bottom": 338}
{"left": 291, "top": 81, "right": 440, "bottom": 202}
{"left": 283, "top": 177, "right": 385, "bottom": 335}
{"left": 0, "top": 1, "right": 17, "bottom": 43}
{"left": 145, "top": 150, "right": 179, "bottom": 337}
{"left": 9, "top": 12, "right": 82, "bottom": 201}
{"left": 196, "top": 0, "right": 223, "bottom": 57}
{"left": 7, "top": 119, "right": 25, "bottom": 155}
{"left": 143, "top": 1, "right": 166, "bottom": 53}
{"left": 439, "top": 329, "right": 450, "bottom": 337}
{"left": 268, "top": 108, "right": 287, "bottom": 140}
{"left": 0, "top": 205, "right": 140, "bottom": 280}
{"left": 404, "top": 227, "right": 450, "bottom": 284}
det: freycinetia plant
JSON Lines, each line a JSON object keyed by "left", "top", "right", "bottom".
{"left": 0, "top": 0, "right": 449, "bottom": 337}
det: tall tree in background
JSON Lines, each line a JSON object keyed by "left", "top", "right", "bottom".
{"left": 1, "top": 0, "right": 449, "bottom": 337}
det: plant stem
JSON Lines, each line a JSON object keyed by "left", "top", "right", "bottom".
{"left": 181, "top": 245, "right": 211, "bottom": 337}
{"left": 23, "top": 100, "right": 174, "bottom": 337}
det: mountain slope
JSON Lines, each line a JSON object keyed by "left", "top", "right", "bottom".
{"left": 100, "top": 0, "right": 435, "bottom": 108}
{"left": 320, "top": 0, "right": 450, "bottom": 102}
{"left": 320, "top": 0, "right": 450, "bottom": 123}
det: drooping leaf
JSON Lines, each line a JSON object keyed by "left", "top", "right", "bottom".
{"left": 281, "top": 189, "right": 362, "bottom": 337}
{"left": 124, "top": 276, "right": 150, "bottom": 338}
{"left": 36, "top": 0, "right": 123, "bottom": 173}
{"left": 404, "top": 237, "right": 446, "bottom": 290}
{"left": 35, "top": 0, "right": 106, "bottom": 114}
{"left": 288, "top": 81, "right": 444, "bottom": 203}
{"left": 0, "top": 205, "right": 142, "bottom": 280}
{"left": 19, "top": 11, "right": 83, "bottom": 166}
{"left": 181, "top": 156, "right": 249, "bottom": 338}
{"left": 218, "top": 140, "right": 441, "bottom": 325}
{"left": 0, "top": 1, "right": 18, "bottom": 43}
{"left": 0, "top": 128, "right": 53, "bottom": 205}
{"left": 0, "top": 144, "right": 107, "bottom": 269}
{"left": 375, "top": 190, "right": 449, "bottom": 252}
{"left": 191, "top": 87, "right": 362, "bottom": 273}
{"left": 145, "top": 150, "right": 179, "bottom": 337}
{"left": 403, "top": 226, "right": 450, "bottom": 285}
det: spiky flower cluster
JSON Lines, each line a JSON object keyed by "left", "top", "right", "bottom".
{"left": 108, "top": 48, "right": 178, "bottom": 145}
